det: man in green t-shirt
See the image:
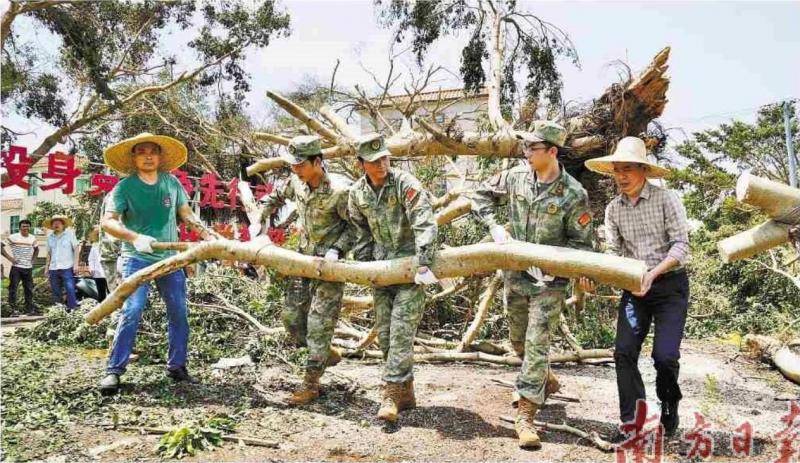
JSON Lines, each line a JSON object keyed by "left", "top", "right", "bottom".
{"left": 98, "top": 132, "right": 215, "bottom": 395}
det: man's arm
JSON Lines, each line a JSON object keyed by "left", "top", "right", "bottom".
{"left": 348, "top": 191, "right": 374, "bottom": 262}
{"left": 1, "top": 242, "right": 15, "bottom": 265}
{"left": 603, "top": 203, "right": 622, "bottom": 256}
{"left": 470, "top": 170, "right": 510, "bottom": 229}
{"left": 399, "top": 177, "right": 437, "bottom": 268}
{"left": 177, "top": 204, "right": 219, "bottom": 240}
{"left": 331, "top": 189, "right": 355, "bottom": 255}
{"left": 565, "top": 194, "right": 595, "bottom": 252}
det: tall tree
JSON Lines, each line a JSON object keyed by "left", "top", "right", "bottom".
{"left": 1, "top": 0, "right": 290, "bottom": 165}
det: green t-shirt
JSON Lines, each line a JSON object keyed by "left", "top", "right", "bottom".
{"left": 108, "top": 172, "right": 188, "bottom": 263}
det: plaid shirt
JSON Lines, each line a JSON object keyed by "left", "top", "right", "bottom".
{"left": 604, "top": 181, "right": 690, "bottom": 269}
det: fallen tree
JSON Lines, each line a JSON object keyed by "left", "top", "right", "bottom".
{"left": 743, "top": 334, "right": 800, "bottom": 385}
{"left": 718, "top": 173, "right": 800, "bottom": 262}
{"left": 85, "top": 237, "right": 646, "bottom": 325}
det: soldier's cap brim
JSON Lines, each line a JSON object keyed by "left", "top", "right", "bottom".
{"left": 280, "top": 152, "right": 307, "bottom": 166}
{"left": 357, "top": 149, "right": 391, "bottom": 162}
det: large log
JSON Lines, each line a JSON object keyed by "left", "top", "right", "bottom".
{"left": 85, "top": 237, "right": 646, "bottom": 325}
{"left": 744, "top": 334, "right": 800, "bottom": 385}
{"left": 718, "top": 174, "right": 800, "bottom": 262}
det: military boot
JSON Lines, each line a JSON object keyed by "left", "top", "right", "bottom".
{"left": 516, "top": 397, "right": 542, "bottom": 449}
{"left": 377, "top": 382, "right": 403, "bottom": 423}
{"left": 512, "top": 371, "right": 561, "bottom": 407}
{"left": 326, "top": 347, "right": 342, "bottom": 367}
{"left": 288, "top": 370, "right": 322, "bottom": 406}
{"left": 398, "top": 379, "right": 416, "bottom": 411}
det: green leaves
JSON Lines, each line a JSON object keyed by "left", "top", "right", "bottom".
{"left": 155, "top": 423, "right": 223, "bottom": 459}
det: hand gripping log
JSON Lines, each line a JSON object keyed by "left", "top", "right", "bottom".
{"left": 85, "top": 237, "right": 647, "bottom": 325}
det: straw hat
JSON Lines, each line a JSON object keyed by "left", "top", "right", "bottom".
{"left": 43, "top": 214, "right": 73, "bottom": 230}
{"left": 584, "top": 136, "right": 670, "bottom": 178}
{"left": 103, "top": 132, "right": 187, "bottom": 175}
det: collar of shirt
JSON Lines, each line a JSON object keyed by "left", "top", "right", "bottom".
{"left": 297, "top": 172, "right": 332, "bottom": 198}
{"left": 531, "top": 164, "right": 567, "bottom": 199}
{"left": 620, "top": 180, "right": 653, "bottom": 206}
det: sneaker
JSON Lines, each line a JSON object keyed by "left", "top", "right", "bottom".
{"left": 99, "top": 373, "right": 120, "bottom": 395}
{"left": 166, "top": 366, "right": 199, "bottom": 383}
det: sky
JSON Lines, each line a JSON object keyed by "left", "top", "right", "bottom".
{"left": 2, "top": 0, "right": 799, "bottom": 198}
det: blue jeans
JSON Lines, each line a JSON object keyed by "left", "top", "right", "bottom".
{"left": 107, "top": 257, "right": 189, "bottom": 375}
{"left": 48, "top": 268, "right": 78, "bottom": 309}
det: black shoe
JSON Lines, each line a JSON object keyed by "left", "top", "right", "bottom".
{"left": 608, "top": 428, "right": 628, "bottom": 445}
{"left": 99, "top": 373, "right": 120, "bottom": 395}
{"left": 166, "top": 366, "right": 199, "bottom": 383}
{"left": 661, "top": 400, "right": 680, "bottom": 436}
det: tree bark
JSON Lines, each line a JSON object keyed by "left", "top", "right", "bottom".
{"left": 743, "top": 334, "right": 800, "bottom": 385}
{"left": 85, "top": 237, "right": 646, "bottom": 324}
{"left": 718, "top": 174, "right": 800, "bottom": 262}
{"left": 341, "top": 348, "right": 613, "bottom": 366}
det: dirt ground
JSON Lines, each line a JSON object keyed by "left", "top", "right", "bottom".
{"left": 2, "top": 321, "right": 799, "bottom": 463}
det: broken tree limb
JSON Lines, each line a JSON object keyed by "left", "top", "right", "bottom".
{"left": 265, "top": 90, "right": 341, "bottom": 143}
{"left": 341, "top": 348, "right": 613, "bottom": 366}
{"left": 435, "top": 197, "right": 472, "bottom": 225}
{"left": 319, "top": 105, "right": 359, "bottom": 139}
{"left": 253, "top": 132, "right": 290, "bottom": 145}
{"left": 718, "top": 174, "right": 800, "bottom": 262}
{"left": 85, "top": 238, "right": 646, "bottom": 324}
{"left": 498, "top": 416, "right": 613, "bottom": 452}
{"left": 744, "top": 334, "right": 800, "bottom": 385}
{"left": 456, "top": 271, "right": 502, "bottom": 352}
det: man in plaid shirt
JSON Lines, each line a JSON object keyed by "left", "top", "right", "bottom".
{"left": 586, "top": 137, "right": 690, "bottom": 439}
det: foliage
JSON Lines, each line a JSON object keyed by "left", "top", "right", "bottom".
{"left": 670, "top": 102, "right": 800, "bottom": 337}
{"left": 375, "top": 0, "right": 579, "bottom": 109}
{"left": 25, "top": 200, "right": 94, "bottom": 238}
{"left": 155, "top": 422, "right": 223, "bottom": 459}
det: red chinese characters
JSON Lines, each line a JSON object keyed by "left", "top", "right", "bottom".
{"left": 683, "top": 412, "right": 714, "bottom": 459}
{"left": 172, "top": 169, "right": 195, "bottom": 196}
{"left": 89, "top": 174, "right": 119, "bottom": 196}
{"left": 775, "top": 401, "right": 800, "bottom": 463}
{"left": 615, "top": 400, "right": 664, "bottom": 463}
{"left": 41, "top": 151, "right": 82, "bottom": 194}
{"left": 1, "top": 145, "right": 33, "bottom": 189}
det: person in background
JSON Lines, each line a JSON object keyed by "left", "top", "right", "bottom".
{"left": 86, "top": 227, "right": 109, "bottom": 301}
{"left": 2, "top": 219, "right": 39, "bottom": 314}
{"left": 44, "top": 214, "right": 79, "bottom": 311}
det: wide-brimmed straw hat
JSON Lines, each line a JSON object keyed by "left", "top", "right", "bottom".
{"left": 103, "top": 132, "right": 187, "bottom": 175}
{"left": 43, "top": 214, "right": 73, "bottom": 229}
{"left": 584, "top": 136, "right": 670, "bottom": 178}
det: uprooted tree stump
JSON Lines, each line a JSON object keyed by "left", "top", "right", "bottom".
{"left": 718, "top": 173, "right": 800, "bottom": 262}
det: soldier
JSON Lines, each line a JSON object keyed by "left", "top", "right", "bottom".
{"left": 260, "top": 135, "right": 354, "bottom": 405}
{"left": 471, "top": 121, "right": 595, "bottom": 449}
{"left": 348, "top": 133, "right": 439, "bottom": 423}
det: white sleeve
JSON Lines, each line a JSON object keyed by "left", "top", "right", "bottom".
{"left": 88, "top": 245, "right": 105, "bottom": 278}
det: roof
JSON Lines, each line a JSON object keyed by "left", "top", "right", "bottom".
{"left": 369, "top": 87, "right": 488, "bottom": 109}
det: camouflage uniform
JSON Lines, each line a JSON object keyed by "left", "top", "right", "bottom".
{"left": 348, "top": 135, "right": 437, "bottom": 384}
{"left": 260, "top": 136, "right": 353, "bottom": 374}
{"left": 99, "top": 193, "right": 122, "bottom": 290}
{"left": 471, "top": 121, "right": 594, "bottom": 405}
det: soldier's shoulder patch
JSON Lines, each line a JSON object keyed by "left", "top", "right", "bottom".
{"left": 578, "top": 211, "right": 592, "bottom": 227}
{"left": 405, "top": 187, "right": 418, "bottom": 202}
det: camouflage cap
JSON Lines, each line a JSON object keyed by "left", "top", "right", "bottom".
{"left": 515, "top": 120, "right": 567, "bottom": 148}
{"left": 356, "top": 133, "right": 391, "bottom": 162}
{"left": 282, "top": 135, "right": 322, "bottom": 165}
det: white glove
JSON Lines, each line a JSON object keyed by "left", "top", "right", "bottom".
{"left": 526, "top": 266, "right": 555, "bottom": 286}
{"left": 324, "top": 248, "right": 339, "bottom": 262}
{"left": 490, "top": 224, "right": 510, "bottom": 243}
{"left": 414, "top": 267, "right": 439, "bottom": 285}
{"left": 132, "top": 234, "right": 157, "bottom": 253}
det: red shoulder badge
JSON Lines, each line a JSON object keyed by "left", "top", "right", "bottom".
{"left": 406, "top": 188, "right": 418, "bottom": 202}
{"left": 578, "top": 211, "right": 592, "bottom": 227}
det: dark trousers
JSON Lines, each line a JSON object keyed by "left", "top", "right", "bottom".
{"left": 48, "top": 268, "right": 78, "bottom": 310}
{"left": 8, "top": 266, "right": 34, "bottom": 313}
{"left": 93, "top": 277, "right": 108, "bottom": 301}
{"left": 614, "top": 269, "right": 689, "bottom": 423}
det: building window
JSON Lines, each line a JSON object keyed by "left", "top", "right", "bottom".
{"left": 10, "top": 216, "right": 20, "bottom": 233}
{"left": 27, "top": 177, "right": 40, "bottom": 197}
{"left": 76, "top": 177, "right": 90, "bottom": 194}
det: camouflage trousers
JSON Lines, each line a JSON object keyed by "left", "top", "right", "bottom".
{"left": 374, "top": 283, "right": 425, "bottom": 383}
{"left": 504, "top": 273, "right": 566, "bottom": 405}
{"left": 283, "top": 277, "right": 344, "bottom": 373}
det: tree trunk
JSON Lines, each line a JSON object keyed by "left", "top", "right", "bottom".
{"left": 718, "top": 174, "right": 800, "bottom": 262}
{"left": 85, "top": 237, "right": 646, "bottom": 324}
{"left": 744, "top": 334, "right": 800, "bottom": 385}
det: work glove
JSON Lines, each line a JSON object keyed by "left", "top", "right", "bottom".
{"left": 324, "top": 248, "right": 340, "bottom": 262}
{"left": 526, "top": 266, "right": 555, "bottom": 286}
{"left": 490, "top": 224, "right": 510, "bottom": 243}
{"left": 133, "top": 234, "right": 157, "bottom": 254}
{"left": 414, "top": 267, "right": 439, "bottom": 285}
